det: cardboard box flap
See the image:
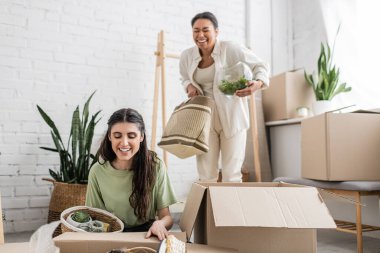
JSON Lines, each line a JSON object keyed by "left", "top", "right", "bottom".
{"left": 179, "top": 183, "right": 207, "bottom": 239}
{"left": 323, "top": 108, "right": 380, "bottom": 115}
{"left": 352, "top": 109, "right": 380, "bottom": 114}
{"left": 209, "top": 187, "right": 336, "bottom": 229}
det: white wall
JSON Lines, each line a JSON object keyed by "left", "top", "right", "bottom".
{"left": 0, "top": 0, "right": 275, "bottom": 233}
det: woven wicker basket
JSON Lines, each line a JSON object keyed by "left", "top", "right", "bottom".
{"left": 60, "top": 206, "right": 124, "bottom": 233}
{"left": 44, "top": 178, "right": 88, "bottom": 237}
{"left": 45, "top": 179, "right": 87, "bottom": 223}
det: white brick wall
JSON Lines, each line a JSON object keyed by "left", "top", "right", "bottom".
{"left": 0, "top": 0, "right": 268, "bottom": 233}
{"left": 292, "top": 0, "right": 326, "bottom": 72}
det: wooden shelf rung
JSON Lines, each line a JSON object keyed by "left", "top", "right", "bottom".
{"left": 337, "top": 224, "right": 356, "bottom": 229}
{"left": 334, "top": 219, "right": 380, "bottom": 233}
{"left": 336, "top": 227, "right": 357, "bottom": 234}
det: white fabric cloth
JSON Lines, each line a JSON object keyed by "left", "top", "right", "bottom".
{"left": 180, "top": 40, "right": 269, "bottom": 138}
{"left": 29, "top": 221, "right": 60, "bottom": 253}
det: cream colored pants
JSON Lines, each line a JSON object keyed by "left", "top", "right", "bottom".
{"left": 196, "top": 109, "right": 246, "bottom": 182}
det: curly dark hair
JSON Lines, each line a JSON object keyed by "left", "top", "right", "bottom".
{"left": 97, "top": 108, "right": 157, "bottom": 221}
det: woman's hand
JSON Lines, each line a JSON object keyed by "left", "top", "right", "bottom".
{"left": 145, "top": 220, "right": 168, "bottom": 241}
{"left": 235, "top": 80, "right": 263, "bottom": 97}
{"left": 187, "top": 84, "right": 199, "bottom": 98}
{"left": 145, "top": 207, "right": 173, "bottom": 240}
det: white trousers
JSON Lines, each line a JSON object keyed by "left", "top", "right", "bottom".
{"left": 196, "top": 109, "right": 247, "bottom": 182}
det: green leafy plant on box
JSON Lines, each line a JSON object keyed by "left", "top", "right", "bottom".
{"left": 37, "top": 91, "right": 101, "bottom": 184}
{"left": 304, "top": 25, "right": 352, "bottom": 101}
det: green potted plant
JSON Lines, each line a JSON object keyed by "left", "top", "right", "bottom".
{"left": 304, "top": 26, "right": 352, "bottom": 115}
{"left": 66, "top": 210, "right": 92, "bottom": 228}
{"left": 37, "top": 91, "right": 101, "bottom": 227}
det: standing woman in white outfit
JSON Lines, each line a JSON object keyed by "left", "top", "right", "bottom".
{"left": 179, "top": 12, "right": 270, "bottom": 182}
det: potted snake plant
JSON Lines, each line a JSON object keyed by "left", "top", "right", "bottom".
{"left": 37, "top": 91, "right": 101, "bottom": 229}
{"left": 304, "top": 25, "right": 352, "bottom": 115}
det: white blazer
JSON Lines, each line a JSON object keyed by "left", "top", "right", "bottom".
{"left": 179, "top": 40, "right": 270, "bottom": 138}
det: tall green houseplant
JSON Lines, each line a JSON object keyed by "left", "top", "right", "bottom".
{"left": 37, "top": 91, "right": 101, "bottom": 184}
{"left": 304, "top": 26, "right": 352, "bottom": 101}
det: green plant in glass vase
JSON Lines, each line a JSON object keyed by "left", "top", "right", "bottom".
{"left": 304, "top": 26, "right": 352, "bottom": 101}
{"left": 37, "top": 91, "right": 101, "bottom": 184}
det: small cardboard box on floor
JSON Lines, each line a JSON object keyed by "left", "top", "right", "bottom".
{"left": 54, "top": 231, "right": 237, "bottom": 253}
{"left": 302, "top": 110, "right": 380, "bottom": 181}
{"left": 262, "top": 69, "right": 314, "bottom": 122}
{"left": 179, "top": 182, "right": 336, "bottom": 253}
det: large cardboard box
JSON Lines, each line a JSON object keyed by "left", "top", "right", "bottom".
{"left": 54, "top": 232, "right": 237, "bottom": 253}
{"left": 302, "top": 110, "right": 380, "bottom": 180}
{"left": 179, "top": 182, "right": 336, "bottom": 253}
{"left": 263, "top": 69, "right": 314, "bottom": 122}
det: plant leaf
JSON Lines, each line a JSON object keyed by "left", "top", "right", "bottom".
{"left": 71, "top": 107, "right": 80, "bottom": 170}
{"left": 49, "top": 169, "right": 61, "bottom": 182}
{"left": 82, "top": 91, "right": 96, "bottom": 132}
{"left": 37, "top": 105, "right": 63, "bottom": 145}
{"left": 40, "top": 147, "right": 58, "bottom": 152}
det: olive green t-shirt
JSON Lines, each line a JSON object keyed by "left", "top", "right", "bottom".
{"left": 85, "top": 158, "right": 177, "bottom": 228}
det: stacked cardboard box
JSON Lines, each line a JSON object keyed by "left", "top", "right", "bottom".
{"left": 263, "top": 69, "right": 314, "bottom": 122}
{"left": 302, "top": 110, "right": 380, "bottom": 180}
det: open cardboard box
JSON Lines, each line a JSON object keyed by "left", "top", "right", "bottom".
{"left": 302, "top": 110, "right": 380, "bottom": 180}
{"left": 179, "top": 182, "right": 336, "bottom": 253}
{"left": 54, "top": 231, "right": 237, "bottom": 253}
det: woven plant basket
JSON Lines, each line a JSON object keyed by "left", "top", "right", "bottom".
{"left": 44, "top": 178, "right": 87, "bottom": 237}
{"left": 61, "top": 206, "right": 124, "bottom": 233}
{"left": 44, "top": 178, "right": 87, "bottom": 223}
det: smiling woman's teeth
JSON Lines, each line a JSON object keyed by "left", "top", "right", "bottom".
{"left": 120, "top": 148, "right": 130, "bottom": 152}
